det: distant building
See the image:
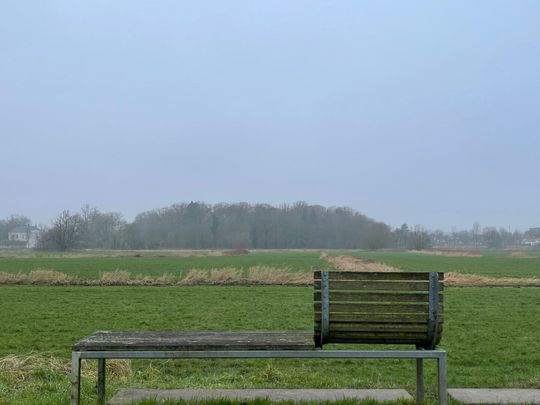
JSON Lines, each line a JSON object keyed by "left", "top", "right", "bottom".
{"left": 8, "top": 225, "right": 41, "bottom": 248}
{"left": 522, "top": 227, "right": 540, "bottom": 247}
{"left": 525, "top": 227, "right": 540, "bottom": 238}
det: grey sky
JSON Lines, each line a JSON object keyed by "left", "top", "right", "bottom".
{"left": 1, "top": 1, "right": 539, "bottom": 231}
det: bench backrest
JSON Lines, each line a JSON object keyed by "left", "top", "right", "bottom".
{"left": 314, "top": 271, "right": 444, "bottom": 349}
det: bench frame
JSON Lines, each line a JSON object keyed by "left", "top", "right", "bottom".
{"left": 71, "top": 270, "right": 447, "bottom": 405}
{"left": 71, "top": 348, "right": 447, "bottom": 405}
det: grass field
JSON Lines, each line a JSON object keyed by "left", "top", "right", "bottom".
{"left": 1, "top": 285, "right": 539, "bottom": 404}
{"left": 0, "top": 249, "right": 539, "bottom": 405}
{"left": 351, "top": 250, "right": 540, "bottom": 279}
{"left": 0, "top": 251, "right": 327, "bottom": 280}
{"left": 1, "top": 249, "right": 539, "bottom": 281}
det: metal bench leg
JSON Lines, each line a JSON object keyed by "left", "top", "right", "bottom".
{"left": 97, "top": 358, "right": 106, "bottom": 405}
{"left": 437, "top": 352, "right": 447, "bottom": 405}
{"left": 71, "top": 352, "right": 81, "bottom": 405}
{"left": 416, "top": 358, "right": 424, "bottom": 404}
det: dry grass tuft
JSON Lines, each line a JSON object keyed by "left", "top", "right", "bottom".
{"left": 208, "top": 267, "right": 243, "bottom": 283}
{"left": 510, "top": 251, "right": 539, "bottom": 259}
{"left": 321, "top": 253, "right": 400, "bottom": 272}
{"left": 81, "top": 359, "right": 132, "bottom": 379}
{"left": 247, "top": 266, "right": 312, "bottom": 285}
{"left": 179, "top": 269, "right": 210, "bottom": 285}
{"left": 0, "top": 353, "right": 132, "bottom": 384}
{"left": 179, "top": 266, "right": 313, "bottom": 285}
{"left": 207, "top": 251, "right": 225, "bottom": 257}
{"left": 511, "top": 251, "right": 526, "bottom": 258}
{"left": 179, "top": 268, "right": 243, "bottom": 285}
{"left": 106, "top": 359, "right": 132, "bottom": 378}
{"left": 0, "top": 353, "right": 70, "bottom": 382}
{"left": 115, "top": 250, "right": 206, "bottom": 258}
{"left": 156, "top": 273, "right": 176, "bottom": 284}
{"left": 100, "top": 270, "right": 131, "bottom": 284}
{"left": 133, "top": 274, "right": 157, "bottom": 285}
{"left": 0, "top": 270, "right": 73, "bottom": 285}
{"left": 0, "top": 272, "right": 27, "bottom": 284}
{"left": 409, "top": 250, "right": 482, "bottom": 258}
{"left": 445, "top": 272, "right": 540, "bottom": 287}
{"left": 30, "top": 269, "right": 73, "bottom": 284}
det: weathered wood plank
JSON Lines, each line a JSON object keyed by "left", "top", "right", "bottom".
{"left": 314, "top": 280, "right": 441, "bottom": 291}
{"left": 326, "top": 331, "right": 428, "bottom": 339}
{"left": 314, "top": 312, "right": 434, "bottom": 324}
{"left": 314, "top": 323, "right": 440, "bottom": 334}
{"left": 325, "top": 337, "right": 427, "bottom": 345}
{"left": 314, "top": 302, "right": 430, "bottom": 313}
{"left": 314, "top": 271, "right": 438, "bottom": 281}
{"left": 73, "top": 331, "right": 315, "bottom": 351}
{"left": 314, "top": 291, "right": 443, "bottom": 303}
{"left": 314, "top": 323, "right": 429, "bottom": 333}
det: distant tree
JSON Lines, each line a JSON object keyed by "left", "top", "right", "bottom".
{"left": 121, "top": 201, "right": 391, "bottom": 250}
{"left": 430, "top": 229, "right": 446, "bottom": 248}
{"left": 363, "top": 222, "right": 391, "bottom": 250}
{"left": 39, "top": 210, "right": 84, "bottom": 251}
{"left": 409, "top": 225, "right": 431, "bottom": 250}
{"left": 472, "top": 222, "right": 481, "bottom": 248}
{"left": 483, "top": 227, "right": 502, "bottom": 249}
{"left": 393, "top": 224, "right": 410, "bottom": 249}
{"left": 78, "top": 205, "right": 125, "bottom": 249}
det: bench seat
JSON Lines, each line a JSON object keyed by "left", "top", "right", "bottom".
{"left": 71, "top": 271, "right": 447, "bottom": 405}
{"left": 73, "top": 331, "right": 315, "bottom": 352}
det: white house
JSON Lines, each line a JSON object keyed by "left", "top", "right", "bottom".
{"left": 8, "top": 225, "right": 40, "bottom": 248}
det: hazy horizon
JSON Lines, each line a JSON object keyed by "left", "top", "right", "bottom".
{"left": 2, "top": 1, "right": 539, "bottom": 232}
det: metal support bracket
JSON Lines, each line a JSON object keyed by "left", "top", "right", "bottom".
{"left": 71, "top": 349, "right": 447, "bottom": 405}
{"left": 427, "top": 272, "right": 440, "bottom": 349}
{"left": 320, "top": 270, "right": 330, "bottom": 346}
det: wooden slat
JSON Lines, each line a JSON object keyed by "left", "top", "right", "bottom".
{"left": 314, "top": 312, "right": 432, "bottom": 323}
{"left": 326, "top": 337, "right": 426, "bottom": 345}
{"left": 314, "top": 302, "right": 430, "bottom": 314}
{"left": 326, "top": 331, "right": 428, "bottom": 340}
{"left": 314, "top": 271, "right": 434, "bottom": 281}
{"left": 73, "top": 331, "right": 315, "bottom": 351}
{"left": 314, "top": 291, "right": 443, "bottom": 303}
{"left": 314, "top": 321, "right": 442, "bottom": 333}
{"left": 314, "top": 280, "right": 440, "bottom": 291}
{"left": 315, "top": 323, "right": 429, "bottom": 333}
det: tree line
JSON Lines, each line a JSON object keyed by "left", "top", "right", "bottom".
{"left": 35, "top": 202, "right": 391, "bottom": 250}
{"left": 1, "top": 203, "right": 534, "bottom": 251}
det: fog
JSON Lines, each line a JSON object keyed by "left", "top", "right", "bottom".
{"left": 1, "top": 1, "right": 539, "bottom": 231}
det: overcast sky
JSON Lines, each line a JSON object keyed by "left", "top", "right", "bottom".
{"left": 1, "top": 1, "right": 539, "bottom": 231}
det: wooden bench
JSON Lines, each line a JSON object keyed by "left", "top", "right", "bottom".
{"left": 71, "top": 271, "right": 446, "bottom": 405}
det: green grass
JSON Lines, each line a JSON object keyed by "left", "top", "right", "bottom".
{"left": 2, "top": 249, "right": 540, "bottom": 280}
{"left": 0, "top": 251, "right": 326, "bottom": 279}
{"left": 351, "top": 251, "right": 540, "bottom": 278}
{"left": 0, "top": 285, "right": 539, "bottom": 405}
{"left": 1, "top": 250, "right": 539, "bottom": 404}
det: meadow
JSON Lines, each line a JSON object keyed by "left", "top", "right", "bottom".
{"left": 1, "top": 249, "right": 539, "bottom": 281}
{"left": 0, "top": 251, "right": 326, "bottom": 280}
{"left": 0, "top": 249, "right": 539, "bottom": 405}
{"left": 352, "top": 250, "right": 540, "bottom": 279}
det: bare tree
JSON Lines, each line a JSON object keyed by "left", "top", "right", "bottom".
{"left": 472, "top": 222, "right": 481, "bottom": 248}
{"left": 409, "top": 225, "right": 431, "bottom": 250}
{"left": 47, "top": 210, "right": 84, "bottom": 250}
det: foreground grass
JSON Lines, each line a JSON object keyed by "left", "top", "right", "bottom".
{"left": 0, "top": 285, "right": 539, "bottom": 404}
